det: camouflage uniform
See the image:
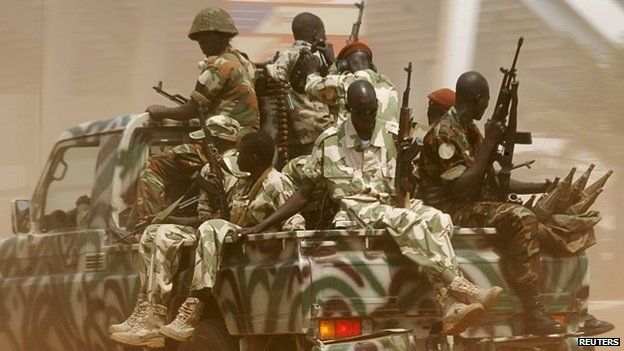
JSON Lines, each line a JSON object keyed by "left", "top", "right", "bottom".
{"left": 265, "top": 41, "right": 333, "bottom": 154}
{"left": 133, "top": 116, "right": 240, "bottom": 222}
{"left": 418, "top": 108, "right": 540, "bottom": 285}
{"left": 301, "top": 119, "right": 460, "bottom": 289}
{"left": 306, "top": 69, "right": 399, "bottom": 133}
{"left": 137, "top": 149, "right": 240, "bottom": 304}
{"left": 195, "top": 46, "right": 259, "bottom": 136}
{"left": 191, "top": 167, "right": 305, "bottom": 291}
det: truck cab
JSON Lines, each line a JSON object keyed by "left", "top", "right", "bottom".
{"left": 0, "top": 115, "right": 593, "bottom": 351}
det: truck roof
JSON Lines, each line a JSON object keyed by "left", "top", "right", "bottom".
{"left": 57, "top": 114, "right": 141, "bottom": 142}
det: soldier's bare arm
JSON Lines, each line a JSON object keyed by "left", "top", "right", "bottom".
{"left": 449, "top": 120, "right": 505, "bottom": 199}
{"left": 146, "top": 100, "right": 199, "bottom": 121}
{"left": 240, "top": 179, "right": 316, "bottom": 235}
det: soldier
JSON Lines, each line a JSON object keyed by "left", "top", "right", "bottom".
{"left": 155, "top": 132, "right": 305, "bottom": 342}
{"left": 305, "top": 41, "right": 399, "bottom": 131}
{"left": 132, "top": 7, "right": 259, "bottom": 225}
{"left": 109, "top": 116, "right": 242, "bottom": 348}
{"left": 418, "top": 71, "right": 564, "bottom": 335}
{"left": 242, "top": 80, "right": 502, "bottom": 335}
{"left": 407, "top": 88, "right": 456, "bottom": 199}
{"left": 264, "top": 12, "right": 333, "bottom": 158}
{"left": 426, "top": 88, "right": 455, "bottom": 127}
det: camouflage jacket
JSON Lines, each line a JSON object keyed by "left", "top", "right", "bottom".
{"left": 195, "top": 46, "right": 260, "bottom": 136}
{"left": 303, "top": 118, "right": 397, "bottom": 225}
{"left": 227, "top": 167, "right": 305, "bottom": 231}
{"left": 305, "top": 69, "right": 399, "bottom": 134}
{"left": 265, "top": 41, "right": 333, "bottom": 146}
{"left": 417, "top": 107, "right": 494, "bottom": 212}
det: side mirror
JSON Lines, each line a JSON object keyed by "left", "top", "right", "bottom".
{"left": 11, "top": 199, "right": 31, "bottom": 234}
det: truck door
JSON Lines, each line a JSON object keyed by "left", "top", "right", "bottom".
{"left": 0, "top": 136, "right": 106, "bottom": 351}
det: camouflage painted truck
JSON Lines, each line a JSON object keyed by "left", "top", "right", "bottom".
{"left": 0, "top": 114, "right": 595, "bottom": 351}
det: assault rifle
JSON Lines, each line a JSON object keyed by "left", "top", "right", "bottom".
{"left": 153, "top": 81, "right": 189, "bottom": 105}
{"left": 395, "top": 62, "right": 413, "bottom": 208}
{"left": 190, "top": 91, "right": 230, "bottom": 220}
{"left": 488, "top": 37, "right": 533, "bottom": 202}
{"left": 347, "top": 1, "right": 365, "bottom": 44}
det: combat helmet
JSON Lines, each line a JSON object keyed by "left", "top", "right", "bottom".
{"left": 189, "top": 8, "right": 239, "bottom": 40}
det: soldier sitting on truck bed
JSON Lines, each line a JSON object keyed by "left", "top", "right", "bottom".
{"left": 109, "top": 116, "right": 242, "bottom": 348}
{"left": 264, "top": 12, "right": 333, "bottom": 159}
{"left": 241, "top": 80, "right": 503, "bottom": 335}
{"left": 418, "top": 71, "right": 565, "bottom": 335}
{"left": 121, "top": 132, "right": 305, "bottom": 344}
{"left": 131, "top": 7, "right": 259, "bottom": 227}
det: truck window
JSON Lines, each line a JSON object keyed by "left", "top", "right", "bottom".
{"left": 43, "top": 143, "right": 99, "bottom": 231}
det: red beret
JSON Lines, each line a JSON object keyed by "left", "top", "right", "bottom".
{"left": 337, "top": 41, "right": 373, "bottom": 61}
{"left": 428, "top": 88, "right": 456, "bottom": 110}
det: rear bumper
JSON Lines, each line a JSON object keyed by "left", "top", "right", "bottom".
{"left": 313, "top": 329, "right": 415, "bottom": 351}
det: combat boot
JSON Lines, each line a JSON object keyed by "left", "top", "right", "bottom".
{"left": 111, "top": 303, "right": 167, "bottom": 348}
{"left": 108, "top": 294, "right": 148, "bottom": 334}
{"left": 438, "top": 288, "right": 485, "bottom": 335}
{"left": 160, "top": 297, "right": 205, "bottom": 342}
{"left": 521, "top": 292, "right": 565, "bottom": 335}
{"left": 448, "top": 276, "right": 503, "bottom": 310}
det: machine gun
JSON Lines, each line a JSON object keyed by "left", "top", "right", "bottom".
{"left": 395, "top": 62, "right": 413, "bottom": 208}
{"left": 190, "top": 91, "right": 231, "bottom": 221}
{"left": 347, "top": 1, "right": 365, "bottom": 44}
{"left": 152, "top": 81, "right": 189, "bottom": 105}
{"left": 488, "top": 37, "right": 533, "bottom": 202}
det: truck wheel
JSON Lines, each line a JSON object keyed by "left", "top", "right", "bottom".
{"left": 177, "top": 318, "right": 238, "bottom": 351}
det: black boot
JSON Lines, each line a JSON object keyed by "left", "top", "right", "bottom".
{"left": 580, "top": 314, "right": 614, "bottom": 336}
{"left": 521, "top": 292, "right": 565, "bottom": 335}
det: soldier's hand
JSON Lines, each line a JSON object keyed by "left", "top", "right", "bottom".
{"left": 235, "top": 226, "right": 259, "bottom": 242}
{"left": 146, "top": 104, "right": 168, "bottom": 120}
{"left": 314, "top": 39, "right": 335, "bottom": 65}
{"left": 484, "top": 119, "right": 506, "bottom": 145}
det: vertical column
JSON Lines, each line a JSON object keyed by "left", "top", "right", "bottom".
{"left": 436, "top": 0, "right": 482, "bottom": 88}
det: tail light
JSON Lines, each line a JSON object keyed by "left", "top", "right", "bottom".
{"left": 319, "top": 319, "right": 364, "bottom": 340}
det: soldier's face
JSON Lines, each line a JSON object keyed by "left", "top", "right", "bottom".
{"left": 349, "top": 101, "right": 378, "bottom": 138}
{"left": 237, "top": 145, "right": 254, "bottom": 173}
{"left": 473, "top": 92, "right": 490, "bottom": 120}
{"left": 196, "top": 32, "right": 224, "bottom": 56}
{"left": 427, "top": 101, "right": 447, "bottom": 126}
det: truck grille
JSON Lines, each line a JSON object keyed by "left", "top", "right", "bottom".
{"left": 85, "top": 253, "right": 107, "bottom": 272}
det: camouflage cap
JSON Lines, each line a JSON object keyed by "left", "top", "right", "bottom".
{"left": 189, "top": 115, "right": 240, "bottom": 142}
{"left": 189, "top": 8, "right": 239, "bottom": 40}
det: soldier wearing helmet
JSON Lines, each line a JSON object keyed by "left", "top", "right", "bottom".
{"left": 131, "top": 8, "right": 260, "bottom": 226}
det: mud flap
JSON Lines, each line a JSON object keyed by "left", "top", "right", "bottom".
{"left": 314, "top": 329, "right": 416, "bottom": 351}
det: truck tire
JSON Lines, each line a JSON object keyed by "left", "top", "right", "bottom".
{"left": 177, "top": 318, "right": 238, "bottom": 351}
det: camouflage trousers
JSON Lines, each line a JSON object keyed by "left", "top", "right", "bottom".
{"left": 454, "top": 201, "right": 540, "bottom": 286}
{"left": 134, "top": 143, "right": 207, "bottom": 221}
{"left": 139, "top": 224, "right": 197, "bottom": 304}
{"left": 190, "top": 219, "right": 239, "bottom": 291}
{"left": 340, "top": 198, "right": 459, "bottom": 289}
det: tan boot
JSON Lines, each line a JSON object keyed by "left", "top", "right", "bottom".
{"left": 159, "top": 297, "right": 205, "bottom": 342}
{"left": 108, "top": 294, "right": 148, "bottom": 334}
{"left": 438, "top": 288, "right": 485, "bottom": 335}
{"left": 110, "top": 303, "right": 167, "bottom": 348}
{"left": 448, "top": 276, "right": 503, "bottom": 310}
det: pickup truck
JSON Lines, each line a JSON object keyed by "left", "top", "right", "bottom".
{"left": 0, "top": 114, "right": 593, "bottom": 351}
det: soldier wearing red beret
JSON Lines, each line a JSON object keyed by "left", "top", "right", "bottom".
{"left": 427, "top": 88, "right": 456, "bottom": 126}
